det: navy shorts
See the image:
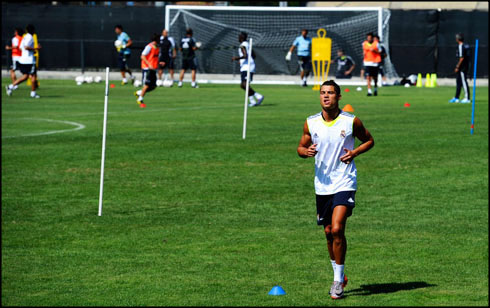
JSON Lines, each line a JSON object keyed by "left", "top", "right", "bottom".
{"left": 298, "top": 55, "right": 312, "bottom": 72}
{"left": 118, "top": 53, "right": 131, "bottom": 70}
{"left": 316, "top": 191, "right": 356, "bottom": 226}
{"left": 142, "top": 69, "right": 157, "bottom": 88}
{"left": 182, "top": 58, "right": 197, "bottom": 70}
{"left": 366, "top": 66, "right": 379, "bottom": 78}
{"left": 19, "top": 63, "right": 36, "bottom": 75}
{"left": 159, "top": 57, "right": 174, "bottom": 70}
{"left": 240, "top": 71, "right": 254, "bottom": 82}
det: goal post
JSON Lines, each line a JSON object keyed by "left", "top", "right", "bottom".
{"left": 165, "top": 5, "right": 398, "bottom": 79}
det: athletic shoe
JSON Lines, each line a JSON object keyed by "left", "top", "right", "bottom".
{"left": 460, "top": 98, "right": 471, "bottom": 104}
{"left": 192, "top": 83, "right": 199, "bottom": 88}
{"left": 374, "top": 90, "right": 378, "bottom": 96}
{"left": 367, "top": 92, "right": 372, "bottom": 96}
{"left": 302, "top": 81, "right": 307, "bottom": 87}
{"left": 449, "top": 98, "right": 459, "bottom": 103}
{"left": 255, "top": 95, "right": 264, "bottom": 106}
{"left": 330, "top": 281, "right": 344, "bottom": 299}
{"left": 134, "top": 91, "right": 138, "bottom": 97}
{"left": 178, "top": 81, "right": 183, "bottom": 88}
{"left": 31, "top": 94, "right": 40, "bottom": 99}
{"left": 5, "top": 85, "right": 12, "bottom": 96}
{"left": 328, "top": 275, "right": 348, "bottom": 295}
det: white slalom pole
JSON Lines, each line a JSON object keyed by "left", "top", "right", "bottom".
{"left": 242, "top": 38, "right": 253, "bottom": 140}
{"left": 98, "top": 67, "right": 110, "bottom": 216}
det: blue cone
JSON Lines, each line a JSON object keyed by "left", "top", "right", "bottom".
{"left": 268, "top": 285, "right": 286, "bottom": 295}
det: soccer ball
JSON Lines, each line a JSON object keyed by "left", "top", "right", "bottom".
{"left": 163, "top": 80, "right": 173, "bottom": 87}
{"left": 114, "top": 40, "right": 122, "bottom": 48}
{"left": 75, "top": 75, "right": 85, "bottom": 85}
{"left": 133, "top": 80, "right": 142, "bottom": 87}
{"left": 156, "top": 79, "right": 163, "bottom": 87}
{"left": 94, "top": 76, "right": 102, "bottom": 83}
{"left": 84, "top": 76, "right": 94, "bottom": 84}
{"left": 356, "top": 87, "right": 362, "bottom": 91}
{"left": 404, "top": 83, "right": 410, "bottom": 88}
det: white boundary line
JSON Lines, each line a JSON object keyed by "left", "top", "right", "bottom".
{"left": 2, "top": 118, "right": 86, "bottom": 139}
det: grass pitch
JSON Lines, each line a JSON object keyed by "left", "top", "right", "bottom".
{"left": 2, "top": 78, "right": 488, "bottom": 306}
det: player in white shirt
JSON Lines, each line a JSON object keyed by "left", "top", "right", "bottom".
{"left": 5, "top": 24, "right": 41, "bottom": 98}
{"left": 297, "top": 80, "right": 374, "bottom": 300}
{"left": 231, "top": 32, "right": 264, "bottom": 107}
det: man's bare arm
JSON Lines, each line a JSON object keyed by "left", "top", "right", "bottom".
{"left": 339, "top": 117, "right": 374, "bottom": 163}
{"left": 297, "top": 120, "right": 317, "bottom": 158}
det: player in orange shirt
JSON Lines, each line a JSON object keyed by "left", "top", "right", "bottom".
{"left": 362, "top": 32, "right": 381, "bottom": 96}
{"left": 134, "top": 33, "right": 160, "bottom": 108}
{"left": 5, "top": 27, "right": 24, "bottom": 85}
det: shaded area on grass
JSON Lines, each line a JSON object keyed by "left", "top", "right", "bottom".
{"left": 345, "top": 281, "right": 437, "bottom": 296}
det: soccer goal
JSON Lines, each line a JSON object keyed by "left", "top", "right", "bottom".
{"left": 165, "top": 5, "right": 398, "bottom": 79}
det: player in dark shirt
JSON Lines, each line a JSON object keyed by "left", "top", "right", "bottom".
{"left": 177, "top": 28, "right": 200, "bottom": 88}
{"left": 158, "top": 29, "right": 176, "bottom": 86}
{"left": 449, "top": 33, "right": 471, "bottom": 103}
{"left": 334, "top": 49, "right": 355, "bottom": 79}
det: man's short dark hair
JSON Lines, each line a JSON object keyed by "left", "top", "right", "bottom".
{"left": 374, "top": 34, "right": 380, "bottom": 40}
{"left": 151, "top": 33, "right": 159, "bottom": 42}
{"left": 115, "top": 25, "right": 123, "bottom": 30}
{"left": 239, "top": 32, "right": 247, "bottom": 41}
{"left": 186, "top": 28, "right": 193, "bottom": 35}
{"left": 456, "top": 33, "right": 464, "bottom": 42}
{"left": 15, "top": 27, "right": 24, "bottom": 35}
{"left": 320, "top": 80, "right": 341, "bottom": 95}
{"left": 301, "top": 28, "right": 308, "bottom": 33}
{"left": 26, "top": 24, "right": 35, "bottom": 34}
{"left": 366, "top": 32, "right": 374, "bottom": 37}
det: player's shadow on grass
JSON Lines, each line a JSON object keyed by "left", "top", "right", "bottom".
{"left": 344, "top": 281, "right": 436, "bottom": 297}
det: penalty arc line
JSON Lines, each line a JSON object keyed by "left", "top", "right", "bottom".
{"left": 2, "top": 118, "right": 86, "bottom": 139}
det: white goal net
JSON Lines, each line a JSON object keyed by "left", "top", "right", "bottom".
{"left": 166, "top": 5, "right": 398, "bottom": 79}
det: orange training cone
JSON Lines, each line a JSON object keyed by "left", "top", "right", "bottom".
{"left": 342, "top": 104, "right": 354, "bottom": 112}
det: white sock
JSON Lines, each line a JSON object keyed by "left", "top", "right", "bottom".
{"left": 330, "top": 259, "right": 336, "bottom": 272}
{"left": 123, "top": 78, "right": 127, "bottom": 83}
{"left": 138, "top": 96, "right": 143, "bottom": 101}
{"left": 254, "top": 92, "right": 263, "bottom": 99}
{"left": 334, "top": 263, "right": 344, "bottom": 283}
{"left": 368, "top": 88, "right": 372, "bottom": 94}
{"left": 30, "top": 91, "right": 36, "bottom": 97}
{"left": 302, "top": 76, "right": 307, "bottom": 82}
{"left": 191, "top": 81, "right": 196, "bottom": 87}
{"left": 136, "top": 90, "right": 142, "bottom": 96}
{"left": 8, "top": 84, "right": 14, "bottom": 90}
{"left": 249, "top": 96, "right": 257, "bottom": 105}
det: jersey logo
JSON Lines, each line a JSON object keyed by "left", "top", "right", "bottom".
{"left": 340, "top": 130, "right": 346, "bottom": 138}
{"left": 348, "top": 197, "right": 354, "bottom": 203}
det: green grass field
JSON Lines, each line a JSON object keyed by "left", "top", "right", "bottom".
{"left": 2, "top": 78, "right": 488, "bottom": 306}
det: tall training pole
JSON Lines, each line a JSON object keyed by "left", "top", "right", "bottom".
{"left": 242, "top": 38, "right": 253, "bottom": 140}
{"left": 98, "top": 67, "right": 110, "bottom": 216}
{"left": 470, "top": 39, "right": 478, "bottom": 135}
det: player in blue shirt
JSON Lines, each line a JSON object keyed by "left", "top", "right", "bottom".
{"left": 114, "top": 25, "right": 134, "bottom": 85}
{"left": 286, "top": 29, "right": 312, "bottom": 87}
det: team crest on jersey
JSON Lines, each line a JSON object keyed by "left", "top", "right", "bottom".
{"left": 340, "top": 130, "right": 346, "bottom": 138}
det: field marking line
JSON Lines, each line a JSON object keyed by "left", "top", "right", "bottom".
{"left": 2, "top": 118, "right": 86, "bottom": 139}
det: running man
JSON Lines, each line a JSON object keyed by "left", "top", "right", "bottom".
{"left": 286, "top": 28, "right": 312, "bottom": 87}
{"left": 158, "top": 29, "right": 177, "bottom": 86}
{"left": 114, "top": 25, "right": 135, "bottom": 85}
{"left": 231, "top": 32, "right": 264, "bottom": 107}
{"left": 134, "top": 33, "right": 160, "bottom": 108}
{"left": 362, "top": 32, "right": 381, "bottom": 96}
{"left": 178, "top": 28, "right": 200, "bottom": 88}
{"left": 449, "top": 33, "right": 471, "bottom": 104}
{"left": 297, "top": 80, "right": 374, "bottom": 299}
{"left": 5, "top": 27, "right": 24, "bottom": 85}
{"left": 5, "top": 24, "right": 41, "bottom": 98}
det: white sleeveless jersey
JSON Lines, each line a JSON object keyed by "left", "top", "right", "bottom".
{"left": 238, "top": 41, "right": 255, "bottom": 73}
{"left": 307, "top": 110, "right": 357, "bottom": 195}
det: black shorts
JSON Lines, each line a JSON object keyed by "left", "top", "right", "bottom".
{"left": 142, "top": 69, "right": 157, "bottom": 88}
{"left": 316, "top": 191, "right": 356, "bottom": 226}
{"left": 365, "top": 66, "right": 379, "bottom": 77}
{"left": 240, "top": 71, "right": 254, "bottom": 82}
{"left": 298, "top": 55, "right": 312, "bottom": 72}
{"left": 159, "top": 57, "right": 174, "bottom": 70}
{"left": 18, "top": 63, "right": 36, "bottom": 75}
{"left": 118, "top": 53, "right": 130, "bottom": 70}
{"left": 182, "top": 57, "right": 197, "bottom": 70}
